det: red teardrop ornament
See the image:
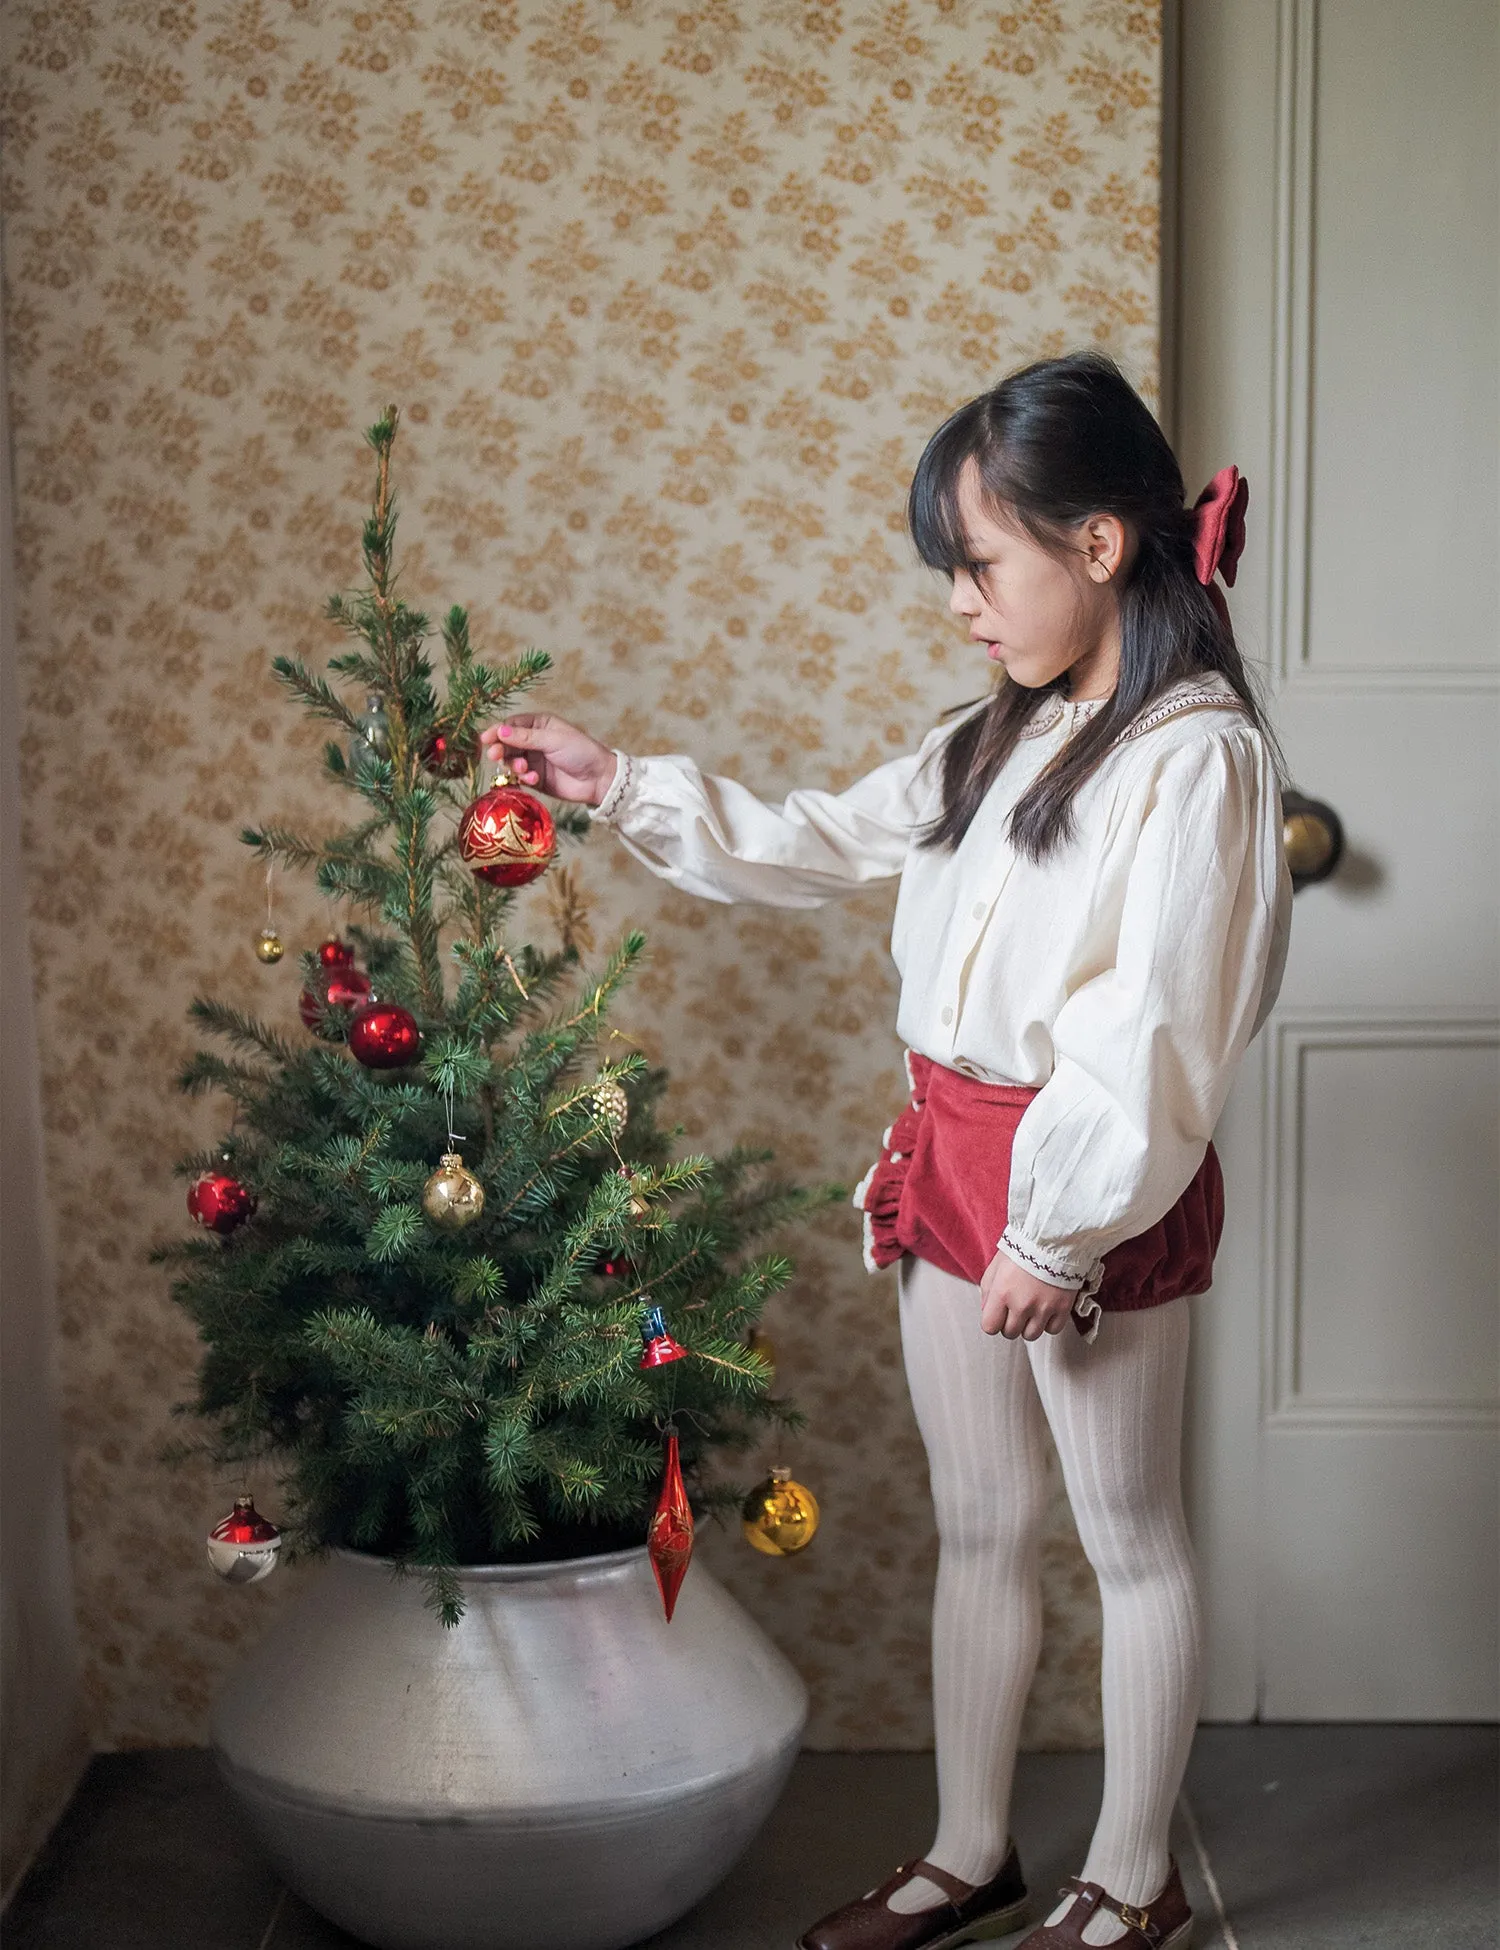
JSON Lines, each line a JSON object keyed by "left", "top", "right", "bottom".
{"left": 299, "top": 962, "right": 372, "bottom": 1034}
{"left": 347, "top": 999, "right": 422, "bottom": 1068}
{"left": 647, "top": 1430, "right": 694, "bottom": 1622}
{"left": 188, "top": 1171, "right": 257, "bottom": 1235}
{"left": 458, "top": 772, "right": 556, "bottom": 888}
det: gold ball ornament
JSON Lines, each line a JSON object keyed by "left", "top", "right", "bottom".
{"left": 746, "top": 1325, "right": 776, "bottom": 1375}
{"left": 592, "top": 1079, "right": 630, "bottom": 1141}
{"left": 422, "top": 1153, "right": 485, "bottom": 1230}
{"left": 742, "top": 1466, "right": 820, "bottom": 1557}
{"left": 254, "top": 927, "right": 286, "bottom": 964}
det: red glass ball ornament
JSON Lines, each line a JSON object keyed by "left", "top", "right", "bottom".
{"left": 347, "top": 999, "right": 422, "bottom": 1068}
{"left": 595, "top": 1253, "right": 636, "bottom": 1281}
{"left": 421, "top": 729, "right": 476, "bottom": 778}
{"left": 318, "top": 938, "right": 356, "bottom": 968}
{"left": 188, "top": 1171, "right": 257, "bottom": 1235}
{"left": 457, "top": 771, "right": 556, "bottom": 887}
{"left": 298, "top": 962, "right": 373, "bottom": 1034}
{"left": 207, "top": 1496, "right": 281, "bottom": 1583}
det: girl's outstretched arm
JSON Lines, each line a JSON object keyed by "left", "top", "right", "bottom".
{"left": 482, "top": 709, "right": 956, "bottom": 909}
{"left": 998, "top": 722, "right": 1294, "bottom": 1292}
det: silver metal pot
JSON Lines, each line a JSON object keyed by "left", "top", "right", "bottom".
{"left": 211, "top": 1545, "right": 806, "bottom": 1950}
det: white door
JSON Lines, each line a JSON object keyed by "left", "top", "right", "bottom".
{"left": 1167, "top": 0, "right": 1499, "bottom": 1719}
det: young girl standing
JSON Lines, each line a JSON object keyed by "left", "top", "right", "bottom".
{"left": 481, "top": 352, "right": 1292, "bottom": 1950}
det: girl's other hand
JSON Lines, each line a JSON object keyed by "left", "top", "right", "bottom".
{"left": 478, "top": 712, "right": 619, "bottom": 807}
{"left": 978, "top": 1251, "right": 1077, "bottom": 1339}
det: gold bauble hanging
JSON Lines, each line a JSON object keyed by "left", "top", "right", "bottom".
{"left": 742, "top": 1466, "right": 820, "bottom": 1557}
{"left": 592, "top": 1078, "right": 630, "bottom": 1141}
{"left": 254, "top": 927, "right": 286, "bottom": 964}
{"left": 422, "top": 1153, "right": 485, "bottom": 1230}
{"left": 746, "top": 1325, "right": 776, "bottom": 1375}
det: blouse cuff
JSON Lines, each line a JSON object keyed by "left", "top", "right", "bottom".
{"left": 996, "top": 1225, "right": 1094, "bottom": 1292}
{"left": 998, "top": 1229, "right": 1107, "bottom": 1344}
{"left": 589, "top": 750, "right": 635, "bottom": 825}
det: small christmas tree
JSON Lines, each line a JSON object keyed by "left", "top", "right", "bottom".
{"left": 159, "top": 408, "right": 832, "bottom": 1622}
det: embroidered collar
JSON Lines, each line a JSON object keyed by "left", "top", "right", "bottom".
{"left": 1018, "top": 676, "right": 1245, "bottom": 744}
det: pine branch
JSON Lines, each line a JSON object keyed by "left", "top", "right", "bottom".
{"left": 270, "top": 656, "right": 365, "bottom": 736}
{"left": 188, "top": 998, "right": 301, "bottom": 1065}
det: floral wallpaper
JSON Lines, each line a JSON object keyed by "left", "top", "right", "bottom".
{"left": 2, "top": 0, "right": 1160, "bottom": 1750}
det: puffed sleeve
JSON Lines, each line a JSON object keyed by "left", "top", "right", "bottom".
{"left": 998, "top": 724, "right": 1293, "bottom": 1299}
{"left": 587, "top": 731, "right": 945, "bottom": 907}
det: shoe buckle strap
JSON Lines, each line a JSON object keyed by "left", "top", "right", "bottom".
{"left": 1056, "top": 1879, "right": 1159, "bottom": 1943}
{"left": 906, "top": 1858, "right": 973, "bottom": 1909}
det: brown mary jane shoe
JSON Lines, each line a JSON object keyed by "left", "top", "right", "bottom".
{"left": 796, "top": 1841, "right": 1033, "bottom": 1950}
{"left": 1014, "top": 1855, "right": 1192, "bottom": 1950}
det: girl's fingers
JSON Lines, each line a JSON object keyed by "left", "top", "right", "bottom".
{"left": 496, "top": 713, "right": 570, "bottom": 749}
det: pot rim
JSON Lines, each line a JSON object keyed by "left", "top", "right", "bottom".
{"left": 331, "top": 1542, "right": 652, "bottom": 1584}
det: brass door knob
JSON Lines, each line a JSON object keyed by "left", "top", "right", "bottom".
{"left": 1282, "top": 789, "right": 1344, "bottom": 890}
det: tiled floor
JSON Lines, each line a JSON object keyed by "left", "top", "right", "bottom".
{"left": 3, "top": 1727, "right": 1495, "bottom": 1949}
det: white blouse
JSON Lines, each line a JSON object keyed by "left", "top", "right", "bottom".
{"left": 590, "top": 671, "right": 1293, "bottom": 1334}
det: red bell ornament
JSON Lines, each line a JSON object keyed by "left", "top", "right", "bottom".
{"left": 638, "top": 1303, "right": 688, "bottom": 1370}
{"left": 299, "top": 960, "right": 372, "bottom": 1034}
{"left": 347, "top": 999, "right": 422, "bottom": 1068}
{"left": 457, "top": 768, "right": 556, "bottom": 888}
{"left": 188, "top": 1171, "right": 257, "bottom": 1235}
{"left": 647, "top": 1430, "right": 694, "bottom": 1622}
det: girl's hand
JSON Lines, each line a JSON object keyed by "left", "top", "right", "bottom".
{"left": 478, "top": 712, "right": 619, "bottom": 807}
{"left": 978, "top": 1251, "right": 1077, "bottom": 1339}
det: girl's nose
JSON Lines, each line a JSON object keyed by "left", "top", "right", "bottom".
{"left": 949, "top": 571, "right": 978, "bottom": 617}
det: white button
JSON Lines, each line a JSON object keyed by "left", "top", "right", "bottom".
{"left": 941, "top": 1005, "right": 953, "bottom": 1025}
{"left": 972, "top": 901, "right": 987, "bottom": 920}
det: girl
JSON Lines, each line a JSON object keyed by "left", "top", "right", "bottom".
{"left": 481, "top": 351, "right": 1292, "bottom": 1950}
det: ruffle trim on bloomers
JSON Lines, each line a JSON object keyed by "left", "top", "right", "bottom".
{"left": 852, "top": 1048, "right": 929, "bottom": 1275}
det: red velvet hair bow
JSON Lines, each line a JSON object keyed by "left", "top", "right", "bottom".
{"left": 1190, "top": 465, "right": 1249, "bottom": 588}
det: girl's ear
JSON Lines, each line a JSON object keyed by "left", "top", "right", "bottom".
{"left": 1081, "top": 513, "right": 1130, "bottom": 583}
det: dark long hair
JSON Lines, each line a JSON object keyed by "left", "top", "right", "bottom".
{"left": 909, "top": 350, "right": 1280, "bottom": 859}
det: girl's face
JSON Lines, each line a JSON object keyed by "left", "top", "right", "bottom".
{"left": 946, "top": 456, "right": 1131, "bottom": 698}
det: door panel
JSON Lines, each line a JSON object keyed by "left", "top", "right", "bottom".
{"left": 1285, "top": 1034, "right": 1498, "bottom": 1414}
{"left": 1171, "top": 0, "right": 1500, "bottom": 1720}
{"left": 1306, "top": 2, "right": 1498, "bottom": 674}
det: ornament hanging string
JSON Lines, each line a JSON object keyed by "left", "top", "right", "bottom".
{"left": 254, "top": 855, "right": 286, "bottom": 963}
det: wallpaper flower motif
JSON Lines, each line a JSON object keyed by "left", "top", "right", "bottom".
{"left": 2, "top": 0, "right": 1160, "bottom": 1750}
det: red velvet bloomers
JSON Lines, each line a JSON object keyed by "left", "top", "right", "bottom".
{"left": 854, "top": 1051, "right": 1224, "bottom": 1339}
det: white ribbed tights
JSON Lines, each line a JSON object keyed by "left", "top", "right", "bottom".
{"left": 884, "top": 1256, "right": 1203, "bottom": 1946}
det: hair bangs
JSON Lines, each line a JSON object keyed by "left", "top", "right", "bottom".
{"left": 907, "top": 403, "right": 987, "bottom": 575}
